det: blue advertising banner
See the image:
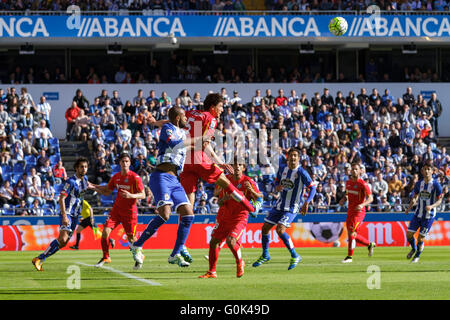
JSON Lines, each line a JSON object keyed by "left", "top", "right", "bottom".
{"left": 1, "top": 15, "right": 450, "bottom": 38}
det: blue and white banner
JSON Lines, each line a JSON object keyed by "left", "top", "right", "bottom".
{"left": 1, "top": 14, "right": 450, "bottom": 38}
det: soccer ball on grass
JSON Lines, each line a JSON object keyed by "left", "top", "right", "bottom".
{"left": 308, "top": 222, "right": 344, "bottom": 244}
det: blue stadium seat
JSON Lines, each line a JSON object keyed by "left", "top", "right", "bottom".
{"left": 49, "top": 137, "right": 59, "bottom": 147}
{"left": 112, "top": 164, "right": 121, "bottom": 174}
{"left": 12, "top": 162, "right": 25, "bottom": 174}
{"left": 50, "top": 155, "right": 60, "bottom": 165}
{"left": 1, "top": 164, "right": 11, "bottom": 175}
{"left": 104, "top": 129, "right": 115, "bottom": 143}
{"left": 21, "top": 128, "right": 31, "bottom": 138}
{"left": 24, "top": 155, "right": 36, "bottom": 165}
{"left": 54, "top": 183, "right": 64, "bottom": 195}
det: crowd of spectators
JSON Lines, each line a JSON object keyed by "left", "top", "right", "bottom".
{"left": 0, "top": 86, "right": 65, "bottom": 215}
{"left": 63, "top": 84, "right": 449, "bottom": 214}
{"left": 1, "top": 0, "right": 449, "bottom": 12}
{"left": 4, "top": 59, "right": 447, "bottom": 87}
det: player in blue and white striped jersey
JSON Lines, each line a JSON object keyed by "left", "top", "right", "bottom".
{"left": 130, "top": 106, "right": 202, "bottom": 269}
{"left": 252, "top": 148, "right": 317, "bottom": 270}
{"left": 405, "top": 163, "right": 443, "bottom": 263}
{"left": 32, "top": 157, "right": 90, "bottom": 271}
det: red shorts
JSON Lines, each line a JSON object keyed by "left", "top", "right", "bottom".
{"left": 180, "top": 162, "right": 223, "bottom": 194}
{"left": 104, "top": 209, "right": 138, "bottom": 238}
{"left": 346, "top": 213, "right": 365, "bottom": 233}
{"left": 211, "top": 210, "right": 248, "bottom": 245}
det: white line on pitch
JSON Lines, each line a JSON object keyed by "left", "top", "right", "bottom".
{"left": 76, "top": 262, "right": 162, "bottom": 286}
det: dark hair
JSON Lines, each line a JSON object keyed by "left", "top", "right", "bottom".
{"left": 288, "top": 147, "right": 301, "bottom": 156}
{"left": 203, "top": 93, "right": 223, "bottom": 111}
{"left": 74, "top": 157, "right": 89, "bottom": 170}
{"left": 168, "top": 106, "right": 184, "bottom": 123}
{"left": 119, "top": 152, "right": 131, "bottom": 161}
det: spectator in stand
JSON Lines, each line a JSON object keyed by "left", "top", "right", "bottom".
{"left": 73, "top": 89, "right": 89, "bottom": 112}
{"left": 52, "top": 160, "right": 67, "bottom": 184}
{"left": 35, "top": 95, "right": 52, "bottom": 129}
{"left": 21, "top": 106, "right": 34, "bottom": 130}
{"left": 27, "top": 176, "right": 43, "bottom": 206}
{"left": 0, "top": 140, "right": 11, "bottom": 165}
{"left": 65, "top": 101, "right": 81, "bottom": 140}
{"left": 100, "top": 107, "right": 116, "bottom": 131}
{"left": 275, "top": 88, "right": 288, "bottom": 107}
{"left": 71, "top": 109, "right": 91, "bottom": 141}
{"left": 42, "top": 180, "right": 57, "bottom": 209}
{"left": 94, "top": 157, "right": 112, "bottom": 184}
{"left": 110, "top": 90, "right": 123, "bottom": 109}
{"left": 372, "top": 172, "right": 389, "bottom": 200}
{"left": 114, "top": 65, "right": 127, "bottom": 83}
{"left": 0, "top": 180, "right": 15, "bottom": 208}
{"left": 427, "top": 92, "right": 442, "bottom": 136}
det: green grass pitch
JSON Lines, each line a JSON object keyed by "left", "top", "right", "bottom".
{"left": 1, "top": 247, "right": 449, "bottom": 300}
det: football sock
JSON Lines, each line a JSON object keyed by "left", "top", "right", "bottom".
{"left": 38, "top": 239, "right": 60, "bottom": 261}
{"left": 75, "top": 233, "right": 81, "bottom": 247}
{"left": 134, "top": 215, "right": 166, "bottom": 247}
{"left": 209, "top": 245, "right": 220, "bottom": 273}
{"left": 415, "top": 241, "right": 424, "bottom": 258}
{"left": 228, "top": 242, "right": 242, "bottom": 264}
{"left": 261, "top": 233, "right": 270, "bottom": 257}
{"left": 280, "top": 232, "right": 298, "bottom": 258}
{"left": 101, "top": 237, "right": 110, "bottom": 259}
{"left": 223, "top": 183, "right": 255, "bottom": 212}
{"left": 408, "top": 237, "right": 417, "bottom": 251}
{"left": 170, "top": 215, "right": 194, "bottom": 257}
{"left": 355, "top": 234, "right": 370, "bottom": 246}
{"left": 348, "top": 234, "right": 356, "bottom": 257}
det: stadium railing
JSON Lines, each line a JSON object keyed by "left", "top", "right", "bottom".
{"left": 0, "top": 10, "right": 448, "bottom": 16}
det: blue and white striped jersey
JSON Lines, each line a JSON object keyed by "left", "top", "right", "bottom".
{"left": 274, "top": 165, "right": 314, "bottom": 213}
{"left": 413, "top": 179, "right": 443, "bottom": 219}
{"left": 156, "top": 122, "right": 187, "bottom": 176}
{"left": 60, "top": 175, "right": 89, "bottom": 217}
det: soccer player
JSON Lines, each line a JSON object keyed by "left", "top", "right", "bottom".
{"left": 130, "top": 106, "right": 202, "bottom": 269}
{"left": 178, "top": 93, "right": 255, "bottom": 260}
{"left": 70, "top": 200, "right": 106, "bottom": 250}
{"left": 252, "top": 148, "right": 316, "bottom": 270}
{"left": 199, "top": 161, "right": 263, "bottom": 279}
{"left": 339, "top": 162, "right": 375, "bottom": 263}
{"left": 405, "top": 163, "right": 443, "bottom": 263}
{"left": 89, "top": 152, "right": 146, "bottom": 267}
{"left": 32, "top": 157, "right": 90, "bottom": 271}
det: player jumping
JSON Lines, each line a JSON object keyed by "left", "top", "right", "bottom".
{"left": 339, "top": 162, "right": 375, "bottom": 263}
{"left": 32, "top": 157, "right": 90, "bottom": 271}
{"left": 89, "top": 152, "right": 146, "bottom": 267}
{"left": 252, "top": 147, "right": 316, "bottom": 270}
{"left": 178, "top": 93, "right": 255, "bottom": 262}
{"left": 130, "top": 106, "right": 202, "bottom": 269}
{"left": 199, "top": 160, "right": 263, "bottom": 279}
{"left": 405, "top": 163, "right": 443, "bottom": 263}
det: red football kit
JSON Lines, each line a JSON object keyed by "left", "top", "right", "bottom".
{"left": 104, "top": 170, "right": 144, "bottom": 237}
{"left": 345, "top": 177, "right": 371, "bottom": 256}
{"left": 345, "top": 178, "right": 371, "bottom": 233}
{"left": 212, "top": 174, "right": 260, "bottom": 245}
{"left": 180, "top": 109, "right": 223, "bottom": 194}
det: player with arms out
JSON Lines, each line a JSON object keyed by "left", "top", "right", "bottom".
{"left": 32, "top": 157, "right": 90, "bottom": 271}
{"left": 179, "top": 93, "right": 255, "bottom": 262}
{"left": 130, "top": 106, "right": 202, "bottom": 269}
{"left": 405, "top": 163, "right": 443, "bottom": 263}
{"left": 199, "top": 160, "right": 263, "bottom": 279}
{"left": 252, "top": 148, "right": 316, "bottom": 270}
{"left": 89, "top": 152, "right": 146, "bottom": 267}
{"left": 339, "top": 162, "right": 375, "bottom": 263}
{"left": 70, "top": 200, "right": 104, "bottom": 250}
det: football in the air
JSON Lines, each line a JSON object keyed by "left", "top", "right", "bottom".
{"left": 308, "top": 222, "right": 344, "bottom": 243}
{"left": 329, "top": 17, "right": 348, "bottom": 36}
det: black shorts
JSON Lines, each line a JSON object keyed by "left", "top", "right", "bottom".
{"left": 79, "top": 217, "right": 93, "bottom": 229}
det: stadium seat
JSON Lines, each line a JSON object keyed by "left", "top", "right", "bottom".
{"left": 50, "top": 155, "right": 61, "bottom": 165}
{"left": 104, "top": 130, "right": 115, "bottom": 143}
{"left": 49, "top": 137, "right": 59, "bottom": 147}
{"left": 112, "top": 164, "right": 121, "bottom": 174}
{"left": 24, "top": 155, "right": 36, "bottom": 165}
{"left": 21, "top": 128, "right": 31, "bottom": 138}
{"left": 1, "top": 164, "right": 11, "bottom": 175}
{"left": 12, "top": 162, "right": 25, "bottom": 174}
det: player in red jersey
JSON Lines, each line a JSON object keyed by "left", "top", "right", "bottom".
{"left": 199, "top": 161, "right": 263, "bottom": 279}
{"left": 178, "top": 93, "right": 255, "bottom": 262}
{"left": 88, "top": 152, "right": 146, "bottom": 267}
{"left": 339, "top": 162, "right": 375, "bottom": 263}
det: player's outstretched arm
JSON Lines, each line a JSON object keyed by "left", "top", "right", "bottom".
{"left": 119, "top": 188, "right": 146, "bottom": 200}
{"left": 203, "top": 143, "right": 234, "bottom": 174}
{"left": 88, "top": 182, "right": 114, "bottom": 196}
